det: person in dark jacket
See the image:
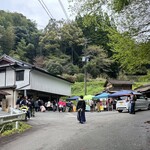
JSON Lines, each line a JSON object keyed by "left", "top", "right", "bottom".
{"left": 76, "top": 95, "right": 86, "bottom": 124}
{"left": 129, "top": 92, "right": 136, "bottom": 114}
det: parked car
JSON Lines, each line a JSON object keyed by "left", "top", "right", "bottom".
{"left": 116, "top": 95, "right": 150, "bottom": 113}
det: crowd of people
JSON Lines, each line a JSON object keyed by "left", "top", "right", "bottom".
{"left": 15, "top": 96, "right": 74, "bottom": 120}
{"left": 87, "top": 99, "right": 117, "bottom": 112}
{"left": 15, "top": 93, "right": 137, "bottom": 123}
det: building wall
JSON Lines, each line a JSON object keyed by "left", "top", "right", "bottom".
{"left": 113, "top": 85, "right": 132, "bottom": 90}
{"left": 16, "top": 69, "right": 31, "bottom": 89}
{"left": 0, "top": 71, "right": 5, "bottom": 86}
{"left": 30, "top": 70, "right": 72, "bottom": 96}
{"left": 2, "top": 89, "right": 17, "bottom": 110}
{"left": 0, "top": 67, "right": 15, "bottom": 87}
{"left": 6, "top": 67, "right": 15, "bottom": 86}
{"left": 0, "top": 67, "right": 72, "bottom": 108}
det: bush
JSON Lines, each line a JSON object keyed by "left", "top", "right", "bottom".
{"left": 62, "top": 74, "right": 76, "bottom": 82}
{"left": 75, "top": 73, "right": 84, "bottom": 82}
{"left": 0, "top": 122, "right": 31, "bottom": 137}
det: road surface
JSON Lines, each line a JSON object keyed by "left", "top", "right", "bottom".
{"left": 0, "top": 110, "right": 150, "bottom": 150}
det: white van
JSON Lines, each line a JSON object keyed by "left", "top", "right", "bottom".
{"left": 116, "top": 95, "right": 150, "bottom": 113}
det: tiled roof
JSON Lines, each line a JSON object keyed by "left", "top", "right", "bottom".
{"left": 109, "top": 79, "right": 134, "bottom": 85}
{"left": 104, "top": 79, "right": 134, "bottom": 87}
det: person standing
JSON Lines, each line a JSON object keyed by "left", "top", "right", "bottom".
{"left": 96, "top": 100, "right": 100, "bottom": 112}
{"left": 129, "top": 92, "right": 136, "bottom": 114}
{"left": 76, "top": 95, "right": 86, "bottom": 124}
{"left": 16, "top": 96, "right": 21, "bottom": 109}
{"left": 89, "top": 99, "right": 94, "bottom": 112}
{"left": 52, "top": 100, "right": 57, "bottom": 112}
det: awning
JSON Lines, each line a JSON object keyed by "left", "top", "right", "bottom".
{"left": 66, "top": 96, "right": 79, "bottom": 101}
{"left": 0, "top": 90, "right": 11, "bottom": 95}
{"left": 93, "top": 92, "right": 109, "bottom": 100}
{"left": 108, "top": 90, "right": 141, "bottom": 97}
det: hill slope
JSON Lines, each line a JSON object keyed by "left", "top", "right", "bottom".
{"left": 71, "top": 79, "right": 147, "bottom": 96}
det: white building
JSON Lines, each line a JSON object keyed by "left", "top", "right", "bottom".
{"left": 0, "top": 54, "right": 72, "bottom": 109}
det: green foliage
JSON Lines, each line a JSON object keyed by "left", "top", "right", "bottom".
{"left": 0, "top": 121, "right": 31, "bottom": 137}
{"left": 76, "top": 14, "right": 111, "bottom": 53}
{"left": 75, "top": 73, "right": 84, "bottom": 82}
{"left": 113, "top": 0, "right": 131, "bottom": 12}
{"left": 60, "top": 22, "right": 85, "bottom": 64}
{"left": 39, "top": 29, "right": 60, "bottom": 57}
{"left": 62, "top": 74, "right": 76, "bottom": 83}
{"left": 63, "top": 64, "right": 79, "bottom": 75}
{"left": 0, "top": 9, "right": 149, "bottom": 80}
{"left": 107, "top": 27, "right": 150, "bottom": 74}
{"left": 47, "top": 63, "right": 63, "bottom": 75}
{"left": 72, "top": 79, "right": 105, "bottom": 96}
{"left": 138, "top": 70, "right": 150, "bottom": 82}
{"left": 84, "top": 45, "right": 114, "bottom": 78}
{"left": 0, "top": 10, "right": 39, "bottom": 63}
{"left": 0, "top": 26, "right": 15, "bottom": 54}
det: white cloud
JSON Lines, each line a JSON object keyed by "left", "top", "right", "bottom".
{"left": 0, "top": 0, "right": 72, "bottom": 29}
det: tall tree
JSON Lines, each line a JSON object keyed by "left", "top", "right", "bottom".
{"left": 0, "top": 10, "right": 39, "bottom": 62}
{"left": 84, "top": 45, "right": 114, "bottom": 78}
{"left": 60, "top": 21, "right": 85, "bottom": 65}
{"left": 108, "top": 27, "right": 150, "bottom": 74}
{"left": 0, "top": 26, "right": 15, "bottom": 54}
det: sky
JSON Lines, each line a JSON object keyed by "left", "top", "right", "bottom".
{"left": 0, "top": 0, "right": 73, "bottom": 29}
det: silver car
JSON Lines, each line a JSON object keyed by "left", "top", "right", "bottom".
{"left": 116, "top": 95, "right": 150, "bottom": 113}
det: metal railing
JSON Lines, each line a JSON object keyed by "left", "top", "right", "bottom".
{"left": 0, "top": 112, "right": 26, "bottom": 125}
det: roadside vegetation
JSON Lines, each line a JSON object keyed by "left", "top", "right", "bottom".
{"left": 0, "top": 121, "right": 31, "bottom": 137}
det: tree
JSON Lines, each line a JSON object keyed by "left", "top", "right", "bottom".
{"left": 113, "top": 0, "right": 131, "bottom": 12}
{"left": 69, "top": 0, "right": 150, "bottom": 42}
{"left": 83, "top": 45, "right": 114, "bottom": 78}
{"left": 9, "top": 38, "right": 27, "bottom": 61}
{"left": 47, "top": 63, "right": 63, "bottom": 75}
{"left": 108, "top": 27, "right": 150, "bottom": 74}
{"left": 0, "top": 11, "right": 39, "bottom": 63}
{"left": 33, "top": 56, "right": 45, "bottom": 68}
{"left": 76, "top": 13, "right": 112, "bottom": 55}
{"left": 60, "top": 21, "right": 85, "bottom": 65}
{"left": 0, "top": 26, "right": 15, "bottom": 54}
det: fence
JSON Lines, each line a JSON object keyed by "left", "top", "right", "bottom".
{"left": 0, "top": 113, "right": 26, "bottom": 125}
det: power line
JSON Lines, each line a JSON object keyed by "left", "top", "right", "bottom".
{"left": 41, "top": 0, "right": 54, "bottom": 19}
{"left": 58, "top": 0, "right": 69, "bottom": 21}
{"left": 38, "top": 0, "right": 54, "bottom": 20}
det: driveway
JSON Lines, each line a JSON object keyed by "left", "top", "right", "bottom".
{"left": 0, "top": 110, "right": 150, "bottom": 150}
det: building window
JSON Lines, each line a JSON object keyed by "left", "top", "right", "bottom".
{"left": 16, "top": 70, "right": 24, "bottom": 81}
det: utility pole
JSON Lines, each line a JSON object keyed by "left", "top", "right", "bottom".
{"left": 82, "top": 56, "right": 89, "bottom": 95}
{"left": 82, "top": 38, "right": 90, "bottom": 95}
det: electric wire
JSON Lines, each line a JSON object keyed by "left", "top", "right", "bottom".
{"left": 38, "top": 0, "right": 53, "bottom": 20}
{"left": 41, "top": 0, "right": 54, "bottom": 19}
{"left": 58, "top": 0, "right": 69, "bottom": 21}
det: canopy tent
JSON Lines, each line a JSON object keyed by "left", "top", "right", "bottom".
{"left": 108, "top": 90, "right": 141, "bottom": 97}
{"left": 93, "top": 92, "right": 109, "bottom": 100}
{"left": 83, "top": 95, "right": 94, "bottom": 100}
{"left": 66, "top": 96, "right": 79, "bottom": 101}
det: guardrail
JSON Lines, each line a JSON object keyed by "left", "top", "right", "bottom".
{"left": 0, "top": 113, "right": 26, "bottom": 125}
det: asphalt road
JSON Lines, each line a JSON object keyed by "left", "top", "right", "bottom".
{"left": 0, "top": 110, "right": 150, "bottom": 150}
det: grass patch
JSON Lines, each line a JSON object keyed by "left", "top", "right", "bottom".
{"left": 0, "top": 121, "right": 31, "bottom": 137}
{"left": 72, "top": 79, "right": 105, "bottom": 96}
